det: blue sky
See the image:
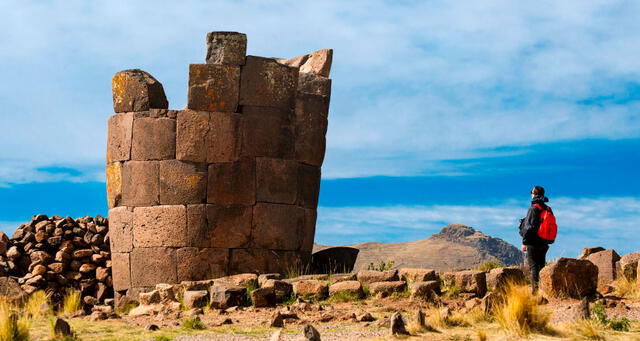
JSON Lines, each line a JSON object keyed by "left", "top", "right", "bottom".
{"left": 1, "top": 1, "right": 640, "bottom": 259}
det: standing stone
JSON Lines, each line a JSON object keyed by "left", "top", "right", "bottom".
{"left": 206, "top": 32, "right": 247, "bottom": 65}
{"left": 188, "top": 64, "right": 240, "bottom": 112}
{"left": 587, "top": 249, "right": 621, "bottom": 285}
{"left": 329, "top": 281, "right": 363, "bottom": 298}
{"left": 131, "top": 117, "right": 176, "bottom": 161}
{"left": 539, "top": 257, "right": 598, "bottom": 299}
{"left": 183, "top": 290, "right": 209, "bottom": 309}
{"left": 409, "top": 281, "right": 440, "bottom": 300}
{"left": 210, "top": 285, "right": 246, "bottom": 309}
{"left": 487, "top": 267, "right": 526, "bottom": 292}
{"left": 250, "top": 287, "right": 276, "bottom": 307}
{"left": 176, "top": 110, "right": 209, "bottom": 162}
{"left": 159, "top": 160, "right": 207, "bottom": 205}
{"left": 261, "top": 279, "right": 293, "bottom": 302}
{"left": 112, "top": 69, "right": 168, "bottom": 113}
{"left": 369, "top": 281, "right": 406, "bottom": 298}
{"left": 303, "top": 324, "right": 321, "bottom": 341}
{"left": 239, "top": 56, "right": 298, "bottom": 108}
{"left": 53, "top": 318, "right": 73, "bottom": 337}
{"left": 443, "top": 270, "right": 487, "bottom": 297}
{"left": 390, "top": 312, "right": 409, "bottom": 335}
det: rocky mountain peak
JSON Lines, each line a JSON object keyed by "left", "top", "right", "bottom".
{"left": 431, "top": 224, "right": 478, "bottom": 240}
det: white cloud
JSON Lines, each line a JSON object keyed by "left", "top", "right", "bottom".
{"left": 1, "top": 0, "right": 640, "bottom": 181}
{"left": 316, "top": 196, "right": 640, "bottom": 259}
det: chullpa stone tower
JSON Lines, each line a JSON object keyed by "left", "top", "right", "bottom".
{"left": 106, "top": 32, "right": 332, "bottom": 297}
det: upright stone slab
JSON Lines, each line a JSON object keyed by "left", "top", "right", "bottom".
{"left": 587, "top": 249, "right": 621, "bottom": 285}
{"left": 108, "top": 32, "right": 332, "bottom": 299}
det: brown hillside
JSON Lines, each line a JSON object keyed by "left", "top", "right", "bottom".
{"left": 314, "top": 224, "right": 524, "bottom": 271}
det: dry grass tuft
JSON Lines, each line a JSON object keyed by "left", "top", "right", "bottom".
{"left": 426, "top": 307, "right": 470, "bottom": 329}
{"left": 25, "top": 290, "right": 52, "bottom": 320}
{"left": 613, "top": 272, "right": 640, "bottom": 299}
{"left": 476, "top": 329, "right": 487, "bottom": 341}
{"left": 0, "top": 300, "right": 30, "bottom": 341}
{"left": 60, "top": 289, "right": 82, "bottom": 316}
{"left": 494, "top": 282, "right": 551, "bottom": 336}
{"left": 569, "top": 319, "right": 606, "bottom": 340}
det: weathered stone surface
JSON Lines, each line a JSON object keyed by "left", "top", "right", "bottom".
{"left": 261, "top": 279, "right": 293, "bottom": 302}
{"left": 183, "top": 290, "right": 209, "bottom": 308}
{"left": 369, "top": 281, "right": 406, "bottom": 298}
{"left": 258, "top": 273, "right": 281, "bottom": 287}
{"left": 399, "top": 268, "right": 437, "bottom": 284}
{"left": 487, "top": 267, "right": 526, "bottom": 292}
{"left": 0, "top": 232, "right": 8, "bottom": 255}
{"left": 53, "top": 317, "right": 73, "bottom": 337}
{"left": 210, "top": 285, "right": 246, "bottom": 309}
{"left": 206, "top": 32, "right": 247, "bottom": 65}
{"left": 176, "top": 110, "right": 209, "bottom": 162}
{"left": 206, "top": 204, "right": 252, "bottom": 248}
{"left": 131, "top": 117, "right": 176, "bottom": 160}
{"left": 133, "top": 205, "right": 187, "bottom": 248}
{"left": 539, "top": 257, "right": 598, "bottom": 298}
{"left": 619, "top": 252, "right": 640, "bottom": 280}
{"left": 138, "top": 290, "right": 161, "bottom": 305}
{"left": 108, "top": 207, "right": 133, "bottom": 253}
{"left": 252, "top": 203, "right": 304, "bottom": 251}
{"left": 579, "top": 247, "right": 606, "bottom": 259}
{"left": 356, "top": 270, "right": 399, "bottom": 285}
{"left": 297, "top": 165, "right": 321, "bottom": 208}
{"left": 159, "top": 160, "right": 207, "bottom": 204}
{"left": 121, "top": 161, "right": 159, "bottom": 206}
{"left": 409, "top": 280, "right": 440, "bottom": 300}
{"left": 298, "top": 72, "right": 331, "bottom": 97}
{"left": 292, "top": 280, "right": 328, "bottom": 300}
{"left": 301, "top": 209, "right": 317, "bottom": 254}
{"left": 329, "top": 280, "right": 363, "bottom": 298}
{"left": 130, "top": 247, "right": 177, "bottom": 287}
{"left": 207, "top": 112, "right": 242, "bottom": 162}
{"left": 256, "top": 158, "right": 298, "bottom": 204}
{"left": 443, "top": 270, "right": 487, "bottom": 297}
{"left": 587, "top": 249, "right": 621, "bottom": 285}
{"left": 304, "top": 324, "right": 321, "bottom": 341}
{"left": 241, "top": 106, "right": 294, "bottom": 159}
{"left": 188, "top": 64, "right": 240, "bottom": 112}
{"left": 250, "top": 287, "right": 276, "bottom": 307}
{"left": 155, "top": 283, "right": 178, "bottom": 302}
{"left": 107, "top": 113, "right": 134, "bottom": 162}
{"left": 239, "top": 56, "right": 298, "bottom": 108}
{"left": 0, "top": 277, "right": 27, "bottom": 304}
{"left": 228, "top": 249, "right": 270, "bottom": 274}
{"left": 111, "top": 252, "right": 130, "bottom": 291}
{"left": 112, "top": 69, "right": 168, "bottom": 113}
{"left": 207, "top": 160, "right": 255, "bottom": 205}
{"left": 176, "top": 247, "right": 228, "bottom": 282}
{"left": 106, "top": 162, "right": 123, "bottom": 208}
{"left": 390, "top": 312, "right": 409, "bottom": 335}
{"left": 295, "top": 97, "right": 328, "bottom": 167}
{"left": 278, "top": 49, "right": 333, "bottom": 77}
{"left": 214, "top": 273, "right": 259, "bottom": 288}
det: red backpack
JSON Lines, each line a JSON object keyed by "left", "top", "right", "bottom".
{"left": 533, "top": 204, "right": 557, "bottom": 243}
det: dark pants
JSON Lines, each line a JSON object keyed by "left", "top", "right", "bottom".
{"left": 526, "top": 244, "right": 549, "bottom": 293}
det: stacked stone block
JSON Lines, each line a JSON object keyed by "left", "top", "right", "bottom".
{"left": 106, "top": 32, "right": 332, "bottom": 298}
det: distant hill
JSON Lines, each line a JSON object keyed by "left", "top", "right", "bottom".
{"left": 313, "top": 224, "right": 524, "bottom": 271}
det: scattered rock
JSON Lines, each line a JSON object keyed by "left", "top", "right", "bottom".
{"left": 328, "top": 280, "right": 363, "bottom": 298}
{"left": 356, "top": 269, "right": 399, "bottom": 285}
{"left": 258, "top": 273, "right": 281, "bottom": 287}
{"left": 539, "top": 257, "right": 598, "bottom": 298}
{"left": 90, "top": 310, "right": 108, "bottom": 321}
{"left": 250, "top": 287, "right": 276, "bottom": 307}
{"left": 139, "top": 290, "right": 161, "bottom": 306}
{"left": 390, "top": 312, "right": 409, "bottom": 335}
{"left": 356, "top": 312, "right": 375, "bottom": 322}
{"left": 145, "top": 324, "right": 160, "bottom": 331}
{"left": 399, "top": 268, "right": 437, "bottom": 283}
{"left": 369, "top": 281, "right": 406, "bottom": 298}
{"left": 261, "top": 279, "right": 293, "bottom": 302}
{"left": 487, "top": 267, "right": 526, "bottom": 292}
{"left": 54, "top": 318, "right": 72, "bottom": 337}
{"left": 292, "top": 280, "right": 328, "bottom": 300}
{"left": 619, "top": 251, "right": 640, "bottom": 280}
{"left": 409, "top": 280, "right": 440, "bottom": 300}
{"left": 587, "top": 249, "right": 621, "bottom": 285}
{"left": 210, "top": 285, "right": 246, "bottom": 309}
{"left": 443, "top": 270, "right": 487, "bottom": 297}
{"left": 303, "top": 323, "right": 321, "bottom": 341}
{"left": 270, "top": 311, "right": 284, "bottom": 327}
{"left": 183, "top": 290, "right": 209, "bottom": 309}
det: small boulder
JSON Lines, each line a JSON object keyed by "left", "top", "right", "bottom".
{"left": 443, "top": 270, "right": 487, "bottom": 297}
{"left": 270, "top": 311, "right": 284, "bottom": 327}
{"left": 155, "top": 283, "right": 177, "bottom": 302}
{"left": 390, "top": 312, "right": 409, "bottom": 335}
{"left": 258, "top": 273, "right": 281, "bottom": 287}
{"left": 112, "top": 69, "right": 168, "bottom": 113}
{"left": 328, "top": 280, "right": 363, "bottom": 298}
{"left": 183, "top": 290, "right": 209, "bottom": 309}
{"left": 262, "top": 279, "right": 293, "bottom": 302}
{"left": 210, "top": 285, "right": 246, "bottom": 309}
{"left": 303, "top": 323, "right": 321, "bottom": 341}
{"left": 409, "top": 280, "right": 440, "bottom": 300}
{"left": 54, "top": 318, "right": 73, "bottom": 337}
{"left": 539, "top": 257, "right": 598, "bottom": 298}
{"left": 292, "top": 280, "right": 328, "bottom": 300}
{"left": 487, "top": 267, "right": 526, "bottom": 292}
{"left": 138, "top": 290, "right": 161, "bottom": 306}
{"left": 587, "top": 249, "right": 621, "bottom": 285}
{"left": 356, "top": 270, "right": 398, "bottom": 285}
{"left": 356, "top": 312, "right": 375, "bottom": 322}
{"left": 250, "top": 287, "right": 276, "bottom": 307}
{"left": 399, "top": 268, "right": 437, "bottom": 283}
{"left": 620, "top": 252, "right": 640, "bottom": 280}
{"left": 369, "top": 281, "right": 406, "bottom": 298}
{"left": 214, "top": 273, "right": 258, "bottom": 288}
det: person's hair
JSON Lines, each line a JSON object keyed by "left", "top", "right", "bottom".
{"left": 532, "top": 186, "right": 545, "bottom": 196}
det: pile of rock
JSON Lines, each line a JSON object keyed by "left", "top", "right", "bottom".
{"left": 0, "top": 214, "right": 112, "bottom": 306}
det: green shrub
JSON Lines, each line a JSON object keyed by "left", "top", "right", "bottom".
{"left": 590, "top": 302, "right": 630, "bottom": 331}
{"left": 182, "top": 316, "right": 205, "bottom": 330}
{"left": 477, "top": 260, "right": 503, "bottom": 272}
{"left": 367, "top": 260, "right": 395, "bottom": 271}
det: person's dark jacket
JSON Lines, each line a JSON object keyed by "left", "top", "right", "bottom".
{"left": 519, "top": 195, "right": 551, "bottom": 246}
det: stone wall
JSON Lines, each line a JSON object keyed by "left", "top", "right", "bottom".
{"left": 106, "top": 32, "right": 332, "bottom": 298}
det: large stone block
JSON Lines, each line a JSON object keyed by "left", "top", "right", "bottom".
{"left": 369, "top": 281, "right": 406, "bottom": 298}
{"left": 278, "top": 49, "right": 333, "bottom": 78}
{"left": 106, "top": 162, "right": 123, "bottom": 208}
{"left": 108, "top": 207, "right": 133, "bottom": 253}
{"left": 133, "top": 205, "right": 187, "bottom": 248}
{"left": 130, "top": 247, "right": 177, "bottom": 287}
{"left": 398, "top": 268, "right": 437, "bottom": 284}
{"left": 111, "top": 252, "right": 131, "bottom": 291}
{"left": 185, "top": 204, "right": 208, "bottom": 248}
{"left": 252, "top": 203, "right": 304, "bottom": 251}
{"left": 239, "top": 56, "right": 298, "bottom": 108}
{"left": 107, "top": 113, "right": 133, "bottom": 162}
{"left": 300, "top": 209, "right": 317, "bottom": 253}
{"left": 176, "top": 110, "right": 209, "bottom": 162}
{"left": 297, "top": 164, "right": 321, "bottom": 208}
{"left": 206, "top": 204, "right": 252, "bottom": 248}
{"left": 206, "top": 32, "right": 247, "bottom": 65}
{"left": 356, "top": 270, "right": 399, "bottom": 285}
{"left": 228, "top": 248, "right": 271, "bottom": 274}
{"left": 241, "top": 106, "right": 294, "bottom": 159}
{"left": 121, "top": 161, "right": 159, "bottom": 206}
{"left": 131, "top": 117, "right": 176, "bottom": 160}
{"left": 587, "top": 249, "right": 621, "bottom": 285}
{"left": 187, "top": 64, "right": 240, "bottom": 112}
{"left": 210, "top": 285, "right": 246, "bottom": 309}
{"left": 159, "top": 160, "right": 207, "bottom": 204}
{"left": 112, "top": 69, "right": 168, "bottom": 113}
{"left": 295, "top": 95, "right": 328, "bottom": 166}
{"left": 207, "top": 160, "right": 255, "bottom": 205}
{"left": 620, "top": 252, "right": 640, "bottom": 280}
{"left": 442, "top": 270, "right": 487, "bottom": 297}
{"left": 176, "top": 247, "right": 229, "bottom": 282}
{"left": 256, "top": 158, "right": 298, "bottom": 204}
{"left": 292, "top": 280, "right": 328, "bottom": 300}
{"left": 207, "top": 112, "right": 242, "bottom": 162}
{"left": 487, "top": 267, "right": 526, "bottom": 292}
{"left": 298, "top": 72, "right": 331, "bottom": 97}
{"left": 540, "top": 257, "right": 598, "bottom": 298}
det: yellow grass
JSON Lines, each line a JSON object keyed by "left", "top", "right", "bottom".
{"left": 476, "top": 329, "right": 487, "bottom": 341}
{"left": 570, "top": 319, "right": 606, "bottom": 340}
{"left": 613, "top": 273, "right": 640, "bottom": 299}
{"left": 494, "top": 282, "right": 551, "bottom": 336}
{"left": 61, "top": 289, "right": 82, "bottom": 316}
{"left": 0, "top": 300, "right": 30, "bottom": 341}
{"left": 426, "top": 307, "right": 470, "bottom": 329}
{"left": 25, "top": 290, "right": 52, "bottom": 320}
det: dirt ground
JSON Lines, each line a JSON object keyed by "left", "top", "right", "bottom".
{"left": 27, "top": 296, "right": 640, "bottom": 341}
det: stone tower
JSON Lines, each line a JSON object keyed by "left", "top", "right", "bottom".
{"left": 106, "top": 32, "right": 332, "bottom": 297}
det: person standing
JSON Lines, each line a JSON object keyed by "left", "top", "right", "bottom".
{"left": 519, "top": 186, "right": 556, "bottom": 294}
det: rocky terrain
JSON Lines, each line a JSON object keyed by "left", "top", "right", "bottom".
{"left": 315, "top": 224, "right": 523, "bottom": 271}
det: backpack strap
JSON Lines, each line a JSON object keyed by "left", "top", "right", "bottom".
{"left": 533, "top": 204, "right": 543, "bottom": 210}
